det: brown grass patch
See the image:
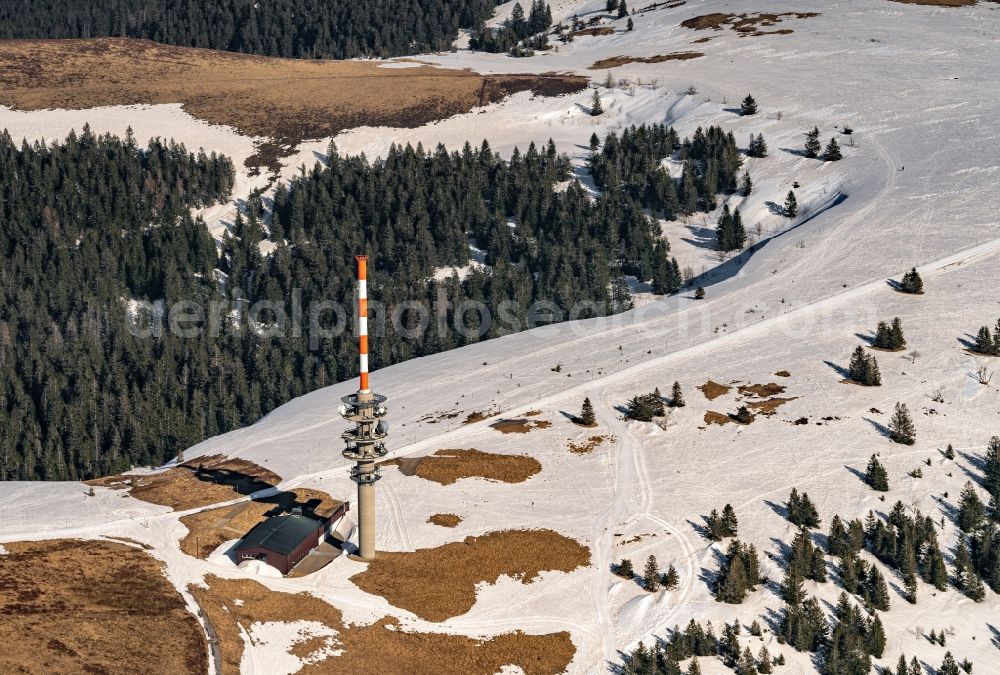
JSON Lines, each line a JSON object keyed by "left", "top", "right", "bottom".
{"left": 179, "top": 488, "right": 343, "bottom": 559}
{"left": 490, "top": 418, "right": 553, "bottom": 434}
{"left": 463, "top": 409, "right": 498, "bottom": 424}
{"left": 680, "top": 11, "right": 819, "bottom": 35}
{"left": 737, "top": 382, "right": 787, "bottom": 398}
{"left": 572, "top": 26, "right": 616, "bottom": 37}
{"left": 191, "top": 575, "right": 575, "bottom": 675}
{"left": 703, "top": 411, "right": 732, "bottom": 426}
{"left": 889, "top": 0, "right": 975, "bottom": 5}
{"left": 0, "top": 38, "right": 587, "bottom": 170}
{"left": 428, "top": 513, "right": 463, "bottom": 527}
{"left": 568, "top": 435, "right": 606, "bottom": 454}
{"left": 589, "top": 51, "right": 703, "bottom": 69}
{"left": 774, "top": 370, "right": 791, "bottom": 377}
{"left": 698, "top": 380, "right": 732, "bottom": 400}
{"left": 350, "top": 529, "right": 590, "bottom": 622}
{"left": 86, "top": 454, "right": 281, "bottom": 510}
{"left": 746, "top": 397, "right": 798, "bottom": 416}
{"left": 0, "top": 540, "right": 205, "bottom": 674}
{"left": 411, "top": 449, "right": 541, "bottom": 485}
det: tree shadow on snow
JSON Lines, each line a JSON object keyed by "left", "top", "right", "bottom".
{"left": 781, "top": 147, "right": 809, "bottom": 157}
{"left": 956, "top": 334, "right": 978, "bottom": 350}
{"left": 823, "top": 360, "right": 851, "bottom": 379}
{"left": 864, "top": 417, "right": 893, "bottom": 440}
{"left": 844, "top": 464, "right": 868, "bottom": 486}
{"left": 686, "top": 518, "right": 710, "bottom": 540}
{"left": 763, "top": 200, "right": 787, "bottom": 216}
{"left": 854, "top": 331, "right": 876, "bottom": 345}
{"left": 769, "top": 536, "right": 792, "bottom": 563}
{"left": 885, "top": 278, "right": 903, "bottom": 292}
{"left": 684, "top": 192, "right": 848, "bottom": 293}
{"left": 989, "top": 624, "right": 1000, "bottom": 650}
{"left": 763, "top": 499, "right": 788, "bottom": 520}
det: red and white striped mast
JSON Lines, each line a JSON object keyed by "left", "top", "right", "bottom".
{"left": 341, "top": 255, "right": 387, "bottom": 560}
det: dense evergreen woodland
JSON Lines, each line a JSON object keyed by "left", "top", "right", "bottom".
{"left": 2, "top": 128, "right": 687, "bottom": 479}
{"left": 0, "top": 128, "right": 234, "bottom": 479}
{"left": 0, "top": 0, "right": 494, "bottom": 59}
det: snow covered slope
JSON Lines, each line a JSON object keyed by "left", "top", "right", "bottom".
{"left": 2, "top": 0, "right": 1000, "bottom": 672}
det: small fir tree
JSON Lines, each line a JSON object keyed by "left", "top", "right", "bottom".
{"left": 783, "top": 190, "right": 798, "bottom": 218}
{"left": 866, "top": 455, "right": 889, "bottom": 491}
{"left": 644, "top": 554, "right": 660, "bottom": 591}
{"left": 618, "top": 0, "right": 628, "bottom": 18}
{"left": 695, "top": 286, "right": 706, "bottom": 299}
{"left": 579, "top": 397, "right": 596, "bottom": 426}
{"left": 900, "top": 267, "right": 923, "bottom": 294}
{"left": 626, "top": 16, "right": 633, "bottom": 30}
{"left": 740, "top": 94, "right": 758, "bottom": 115}
{"left": 740, "top": 171, "right": 753, "bottom": 197}
{"left": 671, "top": 381, "right": 685, "bottom": 407}
{"left": 804, "top": 126, "right": 821, "bottom": 158}
{"left": 617, "top": 558, "right": 634, "bottom": 577}
{"left": 889, "top": 402, "right": 916, "bottom": 445}
{"left": 591, "top": 90, "right": 604, "bottom": 116}
{"left": 957, "top": 482, "right": 985, "bottom": 532}
{"left": 663, "top": 563, "right": 679, "bottom": 589}
{"left": 823, "top": 137, "right": 843, "bottom": 161}
{"left": 734, "top": 405, "right": 753, "bottom": 424}
{"left": 940, "top": 652, "right": 961, "bottom": 675}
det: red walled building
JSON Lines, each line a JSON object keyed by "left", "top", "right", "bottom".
{"left": 235, "top": 503, "right": 348, "bottom": 575}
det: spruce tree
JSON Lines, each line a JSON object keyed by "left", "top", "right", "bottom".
{"left": 626, "top": 16, "right": 633, "bottom": 30}
{"left": 671, "top": 381, "right": 685, "bottom": 407}
{"left": 957, "top": 482, "right": 985, "bottom": 532}
{"left": 579, "top": 397, "right": 597, "bottom": 426}
{"left": 618, "top": 0, "right": 628, "bottom": 18}
{"left": 757, "top": 646, "right": 773, "bottom": 673}
{"left": 895, "top": 655, "right": 909, "bottom": 675}
{"left": 663, "top": 563, "right": 679, "bottom": 589}
{"left": 783, "top": 190, "right": 798, "bottom": 218}
{"left": 984, "top": 436, "right": 1000, "bottom": 505}
{"left": 900, "top": 267, "right": 923, "bottom": 294}
{"left": 740, "top": 171, "right": 753, "bottom": 197}
{"left": 940, "top": 652, "right": 961, "bottom": 675}
{"left": 591, "top": 90, "right": 604, "bottom": 116}
{"left": 734, "top": 405, "right": 753, "bottom": 424}
{"left": 889, "top": 402, "right": 916, "bottom": 445}
{"left": 866, "top": 455, "right": 889, "bottom": 491}
{"left": 606, "top": 0, "right": 618, "bottom": 12}
{"left": 823, "top": 137, "right": 843, "bottom": 161}
{"left": 740, "top": 94, "right": 758, "bottom": 116}
{"left": 644, "top": 554, "right": 660, "bottom": 591}
{"left": 617, "top": 558, "right": 634, "bottom": 577}
{"left": 804, "top": 127, "right": 821, "bottom": 158}
{"left": 721, "top": 504, "right": 739, "bottom": 536}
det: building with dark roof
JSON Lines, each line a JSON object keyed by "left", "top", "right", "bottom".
{"left": 235, "top": 510, "right": 338, "bottom": 575}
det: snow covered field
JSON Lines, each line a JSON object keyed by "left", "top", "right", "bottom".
{"left": 2, "top": 0, "right": 1000, "bottom": 672}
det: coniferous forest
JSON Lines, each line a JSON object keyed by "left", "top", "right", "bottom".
{"left": 0, "top": 0, "right": 494, "bottom": 59}
{"left": 2, "top": 126, "right": 696, "bottom": 480}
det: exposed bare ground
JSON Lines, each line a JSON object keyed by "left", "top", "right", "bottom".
{"left": 589, "top": 52, "right": 704, "bottom": 70}
{"left": 86, "top": 454, "right": 281, "bottom": 510}
{"left": 179, "top": 488, "right": 342, "bottom": 559}
{"left": 698, "top": 380, "right": 732, "bottom": 400}
{"left": 680, "top": 11, "right": 819, "bottom": 35}
{"left": 572, "top": 26, "right": 616, "bottom": 37}
{"left": 0, "top": 38, "right": 587, "bottom": 170}
{"left": 746, "top": 397, "right": 798, "bottom": 416}
{"left": 704, "top": 411, "right": 733, "bottom": 426}
{"left": 191, "top": 575, "right": 575, "bottom": 675}
{"left": 737, "top": 382, "right": 787, "bottom": 397}
{"left": 350, "top": 529, "right": 590, "bottom": 622}
{"left": 568, "top": 435, "right": 607, "bottom": 454}
{"left": 774, "top": 370, "right": 792, "bottom": 377}
{"left": 463, "top": 410, "right": 498, "bottom": 424}
{"left": 490, "top": 418, "right": 553, "bottom": 434}
{"left": 0, "top": 540, "right": 206, "bottom": 674}
{"left": 413, "top": 448, "right": 542, "bottom": 485}
{"left": 428, "top": 513, "right": 463, "bottom": 527}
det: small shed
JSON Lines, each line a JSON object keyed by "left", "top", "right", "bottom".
{"left": 235, "top": 514, "right": 326, "bottom": 575}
